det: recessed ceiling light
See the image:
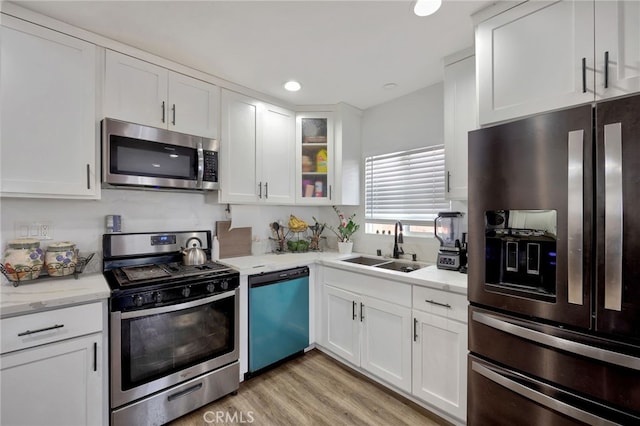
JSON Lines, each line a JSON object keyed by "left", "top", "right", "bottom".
{"left": 383, "top": 83, "right": 398, "bottom": 90}
{"left": 284, "top": 80, "right": 302, "bottom": 92}
{"left": 414, "top": 0, "right": 442, "bottom": 17}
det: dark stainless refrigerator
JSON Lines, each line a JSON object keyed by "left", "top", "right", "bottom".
{"left": 467, "top": 94, "right": 640, "bottom": 425}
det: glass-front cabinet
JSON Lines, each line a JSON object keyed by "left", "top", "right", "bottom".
{"left": 296, "top": 112, "right": 334, "bottom": 204}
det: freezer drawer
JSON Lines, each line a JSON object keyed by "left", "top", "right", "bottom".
{"left": 468, "top": 355, "right": 637, "bottom": 426}
{"left": 469, "top": 306, "right": 640, "bottom": 420}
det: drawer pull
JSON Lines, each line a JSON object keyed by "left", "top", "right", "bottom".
{"left": 17, "top": 324, "right": 64, "bottom": 336}
{"left": 426, "top": 299, "right": 451, "bottom": 309}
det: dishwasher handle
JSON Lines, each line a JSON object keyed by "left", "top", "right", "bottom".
{"left": 248, "top": 266, "right": 310, "bottom": 287}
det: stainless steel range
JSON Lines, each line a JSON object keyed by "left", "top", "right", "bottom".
{"left": 103, "top": 231, "right": 240, "bottom": 426}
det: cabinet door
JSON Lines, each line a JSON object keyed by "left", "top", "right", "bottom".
{"left": 412, "top": 310, "right": 467, "bottom": 422}
{"left": 1, "top": 17, "right": 97, "bottom": 198}
{"left": 595, "top": 0, "right": 640, "bottom": 99}
{"left": 168, "top": 72, "right": 220, "bottom": 138}
{"left": 323, "top": 285, "right": 360, "bottom": 365}
{"left": 260, "top": 104, "right": 295, "bottom": 204}
{"left": 476, "top": 0, "right": 593, "bottom": 125}
{"left": 219, "top": 90, "right": 258, "bottom": 203}
{"left": 444, "top": 53, "right": 476, "bottom": 200}
{"left": 1, "top": 333, "right": 103, "bottom": 426}
{"left": 361, "top": 296, "right": 412, "bottom": 393}
{"left": 104, "top": 50, "right": 168, "bottom": 129}
{"left": 296, "top": 113, "right": 334, "bottom": 204}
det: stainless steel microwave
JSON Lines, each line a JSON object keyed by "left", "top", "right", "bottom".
{"left": 101, "top": 118, "right": 219, "bottom": 191}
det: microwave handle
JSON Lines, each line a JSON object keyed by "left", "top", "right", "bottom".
{"left": 196, "top": 141, "right": 204, "bottom": 188}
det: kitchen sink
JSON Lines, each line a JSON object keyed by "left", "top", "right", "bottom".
{"left": 374, "top": 261, "right": 427, "bottom": 273}
{"left": 341, "top": 256, "right": 429, "bottom": 273}
{"left": 341, "top": 256, "right": 388, "bottom": 266}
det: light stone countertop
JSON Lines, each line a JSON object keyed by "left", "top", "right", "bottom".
{"left": 0, "top": 273, "right": 111, "bottom": 318}
{"left": 220, "top": 251, "right": 468, "bottom": 295}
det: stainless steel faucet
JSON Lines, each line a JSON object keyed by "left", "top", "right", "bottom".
{"left": 393, "top": 221, "right": 404, "bottom": 259}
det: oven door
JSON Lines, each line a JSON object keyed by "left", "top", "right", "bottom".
{"left": 110, "top": 289, "right": 239, "bottom": 408}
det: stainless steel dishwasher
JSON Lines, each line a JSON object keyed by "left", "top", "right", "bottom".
{"left": 246, "top": 266, "right": 309, "bottom": 378}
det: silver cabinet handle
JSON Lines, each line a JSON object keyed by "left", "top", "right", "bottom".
{"left": 472, "top": 310, "right": 640, "bottom": 371}
{"left": 265, "top": 182, "right": 268, "bottom": 199}
{"left": 426, "top": 299, "right": 451, "bottom": 309}
{"left": 604, "top": 122, "right": 623, "bottom": 311}
{"left": 472, "top": 361, "right": 619, "bottom": 426}
{"left": 329, "top": 185, "right": 332, "bottom": 200}
{"left": 258, "top": 182, "right": 262, "bottom": 199}
{"left": 567, "top": 129, "right": 584, "bottom": 305}
{"left": 18, "top": 324, "right": 64, "bottom": 336}
{"left": 352, "top": 301, "right": 357, "bottom": 320}
{"left": 161, "top": 101, "right": 166, "bottom": 123}
{"left": 446, "top": 171, "right": 451, "bottom": 193}
{"left": 360, "top": 302, "right": 364, "bottom": 322}
{"left": 171, "top": 104, "right": 176, "bottom": 125}
{"left": 413, "top": 318, "right": 418, "bottom": 342}
{"left": 86, "top": 164, "right": 91, "bottom": 190}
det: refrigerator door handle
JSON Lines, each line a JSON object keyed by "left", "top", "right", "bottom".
{"left": 472, "top": 311, "right": 640, "bottom": 371}
{"left": 471, "top": 361, "right": 620, "bottom": 426}
{"left": 604, "top": 122, "right": 623, "bottom": 311}
{"left": 567, "top": 129, "right": 584, "bottom": 305}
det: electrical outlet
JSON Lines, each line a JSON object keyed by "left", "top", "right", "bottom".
{"left": 15, "top": 221, "right": 54, "bottom": 240}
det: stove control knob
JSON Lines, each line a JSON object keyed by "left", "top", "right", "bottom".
{"left": 220, "top": 280, "right": 229, "bottom": 290}
{"left": 153, "top": 292, "right": 163, "bottom": 303}
{"left": 133, "top": 294, "right": 144, "bottom": 307}
{"left": 206, "top": 283, "right": 216, "bottom": 293}
{"left": 181, "top": 286, "right": 191, "bottom": 298}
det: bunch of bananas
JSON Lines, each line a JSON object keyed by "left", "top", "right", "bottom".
{"left": 288, "top": 215, "right": 308, "bottom": 232}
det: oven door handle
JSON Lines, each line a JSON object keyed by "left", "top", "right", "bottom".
{"left": 472, "top": 311, "right": 640, "bottom": 371}
{"left": 119, "top": 290, "right": 236, "bottom": 319}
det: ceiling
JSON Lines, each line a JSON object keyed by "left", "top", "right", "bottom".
{"left": 12, "top": 0, "right": 494, "bottom": 110}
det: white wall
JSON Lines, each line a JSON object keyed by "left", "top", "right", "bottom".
{"left": 0, "top": 190, "right": 323, "bottom": 277}
{"left": 352, "top": 82, "right": 467, "bottom": 262}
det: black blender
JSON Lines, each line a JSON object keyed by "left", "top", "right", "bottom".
{"left": 435, "top": 211, "right": 466, "bottom": 271}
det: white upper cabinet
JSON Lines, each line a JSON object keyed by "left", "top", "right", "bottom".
{"left": 477, "top": 0, "right": 640, "bottom": 125}
{"left": 295, "top": 104, "right": 362, "bottom": 206}
{"left": 105, "top": 50, "right": 219, "bottom": 138}
{"left": 444, "top": 50, "right": 477, "bottom": 200}
{"left": 218, "top": 89, "right": 295, "bottom": 204}
{"left": 595, "top": 0, "right": 640, "bottom": 99}
{"left": 0, "top": 16, "right": 98, "bottom": 199}
{"left": 476, "top": 0, "right": 594, "bottom": 125}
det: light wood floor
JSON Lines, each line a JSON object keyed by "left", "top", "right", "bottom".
{"left": 168, "top": 349, "right": 452, "bottom": 426}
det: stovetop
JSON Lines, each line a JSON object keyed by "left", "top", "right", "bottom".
{"left": 113, "top": 261, "right": 233, "bottom": 288}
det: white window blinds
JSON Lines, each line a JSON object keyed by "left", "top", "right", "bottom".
{"left": 365, "top": 145, "right": 449, "bottom": 221}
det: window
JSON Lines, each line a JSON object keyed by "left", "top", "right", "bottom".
{"left": 364, "top": 145, "right": 450, "bottom": 236}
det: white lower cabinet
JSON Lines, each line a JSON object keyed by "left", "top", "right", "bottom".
{"left": 0, "top": 302, "right": 106, "bottom": 426}
{"left": 321, "top": 267, "right": 412, "bottom": 393}
{"left": 320, "top": 266, "right": 468, "bottom": 424}
{"left": 412, "top": 286, "right": 468, "bottom": 423}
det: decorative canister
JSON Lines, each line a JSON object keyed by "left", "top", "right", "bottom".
{"left": 3, "top": 239, "right": 44, "bottom": 281}
{"left": 45, "top": 241, "right": 77, "bottom": 277}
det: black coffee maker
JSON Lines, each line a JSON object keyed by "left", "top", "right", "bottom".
{"left": 435, "top": 211, "right": 466, "bottom": 271}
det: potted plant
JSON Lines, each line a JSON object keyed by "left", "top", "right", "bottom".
{"left": 326, "top": 206, "right": 359, "bottom": 254}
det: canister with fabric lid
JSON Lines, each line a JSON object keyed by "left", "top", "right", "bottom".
{"left": 2, "top": 239, "right": 44, "bottom": 281}
{"left": 45, "top": 241, "right": 77, "bottom": 277}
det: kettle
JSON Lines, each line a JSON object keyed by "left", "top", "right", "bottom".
{"left": 181, "top": 238, "right": 207, "bottom": 266}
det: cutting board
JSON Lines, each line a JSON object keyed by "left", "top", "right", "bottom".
{"left": 216, "top": 221, "right": 252, "bottom": 259}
